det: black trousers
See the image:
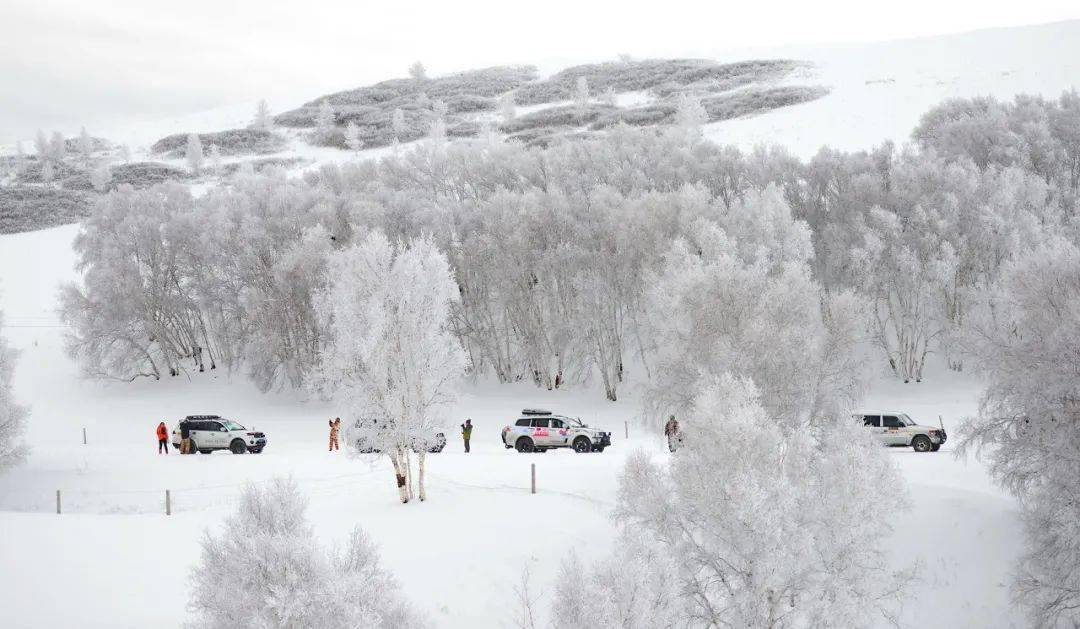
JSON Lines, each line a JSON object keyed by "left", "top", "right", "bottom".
{"left": 158, "top": 438, "right": 169, "bottom": 453}
{"left": 464, "top": 439, "right": 470, "bottom": 453}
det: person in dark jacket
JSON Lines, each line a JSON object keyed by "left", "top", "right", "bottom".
{"left": 461, "top": 419, "right": 473, "bottom": 453}
{"left": 664, "top": 415, "right": 680, "bottom": 452}
{"left": 180, "top": 421, "right": 192, "bottom": 454}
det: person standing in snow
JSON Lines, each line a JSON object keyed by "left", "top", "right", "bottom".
{"left": 461, "top": 419, "right": 473, "bottom": 453}
{"left": 664, "top": 415, "right": 680, "bottom": 452}
{"left": 180, "top": 420, "right": 192, "bottom": 454}
{"left": 156, "top": 421, "right": 169, "bottom": 454}
{"left": 329, "top": 417, "right": 341, "bottom": 452}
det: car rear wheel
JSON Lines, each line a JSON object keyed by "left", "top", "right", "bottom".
{"left": 912, "top": 436, "right": 933, "bottom": 452}
{"left": 572, "top": 437, "right": 592, "bottom": 453}
{"left": 930, "top": 443, "right": 941, "bottom": 452}
{"left": 248, "top": 447, "right": 264, "bottom": 454}
{"left": 230, "top": 439, "right": 247, "bottom": 454}
{"left": 515, "top": 437, "right": 535, "bottom": 453}
{"left": 592, "top": 445, "right": 605, "bottom": 453}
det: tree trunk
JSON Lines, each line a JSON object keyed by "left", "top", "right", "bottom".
{"left": 418, "top": 451, "right": 427, "bottom": 502}
{"left": 389, "top": 451, "right": 409, "bottom": 503}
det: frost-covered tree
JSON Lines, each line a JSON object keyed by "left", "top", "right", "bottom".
{"left": 391, "top": 108, "right": 406, "bottom": 141}
{"left": 78, "top": 127, "right": 93, "bottom": 164}
{"left": 33, "top": 129, "right": 47, "bottom": 160}
{"left": 499, "top": 92, "right": 516, "bottom": 124}
{"left": 674, "top": 92, "right": 708, "bottom": 131}
{"left": 119, "top": 144, "right": 131, "bottom": 163}
{"left": 13, "top": 141, "right": 25, "bottom": 174}
{"left": 188, "top": 478, "right": 425, "bottom": 629}
{"left": 40, "top": 160, "right": 54, "bottom": 184}
{"left": 959, "top": 237, "right": 1080, "bottom": 627}
{"left": 89, "top": 163, "right": 111, "bottom": 192}
{"left": 408, "top": 61, "right": 427, "bottom": 81}
{"left": 49, "top": 131, "right": 66, "bottom": 162}
{"left": 0, "top": 311, "right": 29, "bottom": 474}
{"left": 253, "top": 98, "right": 271, "bottom": 130}
{"left": 207, "top": 144, "right": 222, "bottom": 175}
{"left": 186, "top": 133, "right": 204, "bottom": 175}
{"left": 316, "top": 232, "right": 466, "bottom": 502}
{"left": 591, "top": 375, "right": 906, "bottom": 627}
{"left": 344, "top": 122, "right": 364, "bottom": 153}
{"left": 600, "top": 86, "right": 617, "bottom": 107}
{"left": 315, "top": 100, "right": 336, "bottom": 145}
{"left": 574, "top": 76, "right": 589, "bottom": 111}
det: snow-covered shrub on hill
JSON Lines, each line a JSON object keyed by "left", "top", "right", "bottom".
{"left": 189, "top": 478, "right": 425, "bottom": 629}
{"left": 0, "top": 311, "right": 29, "bottom": 474}
{"left": 315, "top": 232, "right": 466, "bottom": 503}
{"left": 0, "top": 186, "right": 92, "bottom": 234}
{"left": 150, "top": 128, "right": 286, "bottom": 158}
{"left": 960, "top": 237, "right": 1080, "bottom": 627}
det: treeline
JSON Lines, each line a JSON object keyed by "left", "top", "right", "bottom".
{"left": 61, "top": 90, "right": 1080, "bottom": 399}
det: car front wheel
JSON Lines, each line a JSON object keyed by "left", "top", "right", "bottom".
{"left": 230, "top": 439, "right": 246, "bottom": 454}
{"left": 515, "top": 437, "right": 535, "bottom": 453}
{"left": 572, "top": 437, "right": 592, "bottom": 453}
{"left": 912, "top": 436, "right": 933, "bottom": 452}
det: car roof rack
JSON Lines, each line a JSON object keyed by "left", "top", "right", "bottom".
{"left": 521, "top": 408, "right": 552, "bottom": 416}
{"left": 184, "top": 415, "right": 222, "bottom": 420}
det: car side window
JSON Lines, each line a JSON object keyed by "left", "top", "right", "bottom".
{"left": 550, "top": 419, "right": 564, "bottom": 429}
{"left": 882, "top": 415, "right": 903, "bottom": 428}
{"left": 532, "top": 418, "right": 550, "bottom": 428}
{"left": 863, "top": 415, "right": 881, "bottom": 427}
{"left": 515, "top": 418, "right": 530, "bottom": 427}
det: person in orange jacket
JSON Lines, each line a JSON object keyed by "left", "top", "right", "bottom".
{"left": 156, "top": 421, "right": 169, "bottom": 454}
{"left": 329, "top": 417, "right": 341, "bottom": 451}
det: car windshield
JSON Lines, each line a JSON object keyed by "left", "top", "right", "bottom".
{"left": 900, "top": 414, "right": 915, "bottom": 426}
{"left": 564, "top": 417, "right": 585, "bottom": 427}
{"left": 222, "top": 420, "right": 245, "bottom": 431}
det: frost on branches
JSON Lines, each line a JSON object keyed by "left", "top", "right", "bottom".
{"left": 315, "top": 232, "right": 466, "bottom": 503}
{"left": 0, "top": 311, "right": 29, "bottom": 473}
{"left": 188, "top": 478, "right": 425, "bottom": 629}
{"left": 960, "top": 237, "right": 1080, "bottom": 627}
{"left": 549, "top": 377, "right": 907, "bottom": 628}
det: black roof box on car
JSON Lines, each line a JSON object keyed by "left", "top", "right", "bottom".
{"left": 521, "top": 408, "right": 552, "bottom": 416}
{"left": 184, "top": 414, "right": 222, "bottom": 420}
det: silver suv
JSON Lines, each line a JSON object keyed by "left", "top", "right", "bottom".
{"left": 501, "top": 409, "right": 612, "bottom": 453}
{"left": 856, "top": 411, "right": 946, "bottom": 452}
{"left": 171, "top": 415, "right": 267, "bottom": 454}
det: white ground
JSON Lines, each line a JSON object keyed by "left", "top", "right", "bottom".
{"left": 0, "top": 224, "right": 1025, "bottom": 628}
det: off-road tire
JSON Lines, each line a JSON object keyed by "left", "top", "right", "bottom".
{"left": 930, "top": 443, "right": 941, "bottom": 452}
{"left": 573, "top": 437, "right": 592, "bottom": 453}
{"left": 230, "top": 439, "right": 246, "bottom": 454}
{"left": 592, "top": 445, "right": 605, "bottom": 453}
{"left": 248, "top": 447, "right": 264, "bottom": 454}
{"left": 515, "top": 437, "right": 535, "bottom": 453}
{"left": 912, "top": 436, "right": 933, "bottom": 452}
{"left": 198, "top": 449, "right": 212, "bottom": 454}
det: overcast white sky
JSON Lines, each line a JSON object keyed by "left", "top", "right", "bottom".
{"left": 1, "top": 0, "right": 1078, "bottom": 144}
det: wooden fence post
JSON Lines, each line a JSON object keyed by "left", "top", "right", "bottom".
{"left": 166, "top": 489, "right": 171, "bottom": 516}
{"left": 531, "top": 463, "right": 536, "bottom": 495}
{"left": 56, "top": 490, "right": 61, "bottom": 514}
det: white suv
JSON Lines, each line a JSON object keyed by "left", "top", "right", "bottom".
{"left": 171, "top": 415, "right": 267, "bottom": 454}
{"left": 855, "top": 411, "right": 946, "bottom": 452}
{"left": 501, "top": 409, "right": 612, "bottom": 453}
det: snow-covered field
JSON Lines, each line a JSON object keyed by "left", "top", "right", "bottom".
{"left": 0, "top": 225, "right": 1024, "bottom": 628}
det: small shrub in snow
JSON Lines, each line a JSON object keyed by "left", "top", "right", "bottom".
{"left": 188, "top": 478, "right": 425, "bottom": 629}
{"left": 700, "top": 85, "right": 829, "bottom": 121}
{"left": 499, "top": 103, "right": 617, "bottom": 134}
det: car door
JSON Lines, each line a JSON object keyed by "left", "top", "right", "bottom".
{"left": 881, "top": 415, "right": 908, "bottom": 446}
{"left": 861, "top": 414, "right": 886, "bottom": 445}
{"left": 530, "top": 418, "right": 553, "bottom": 446}
{"left": 549, "top": 418, "right": 570, "bottom": 447}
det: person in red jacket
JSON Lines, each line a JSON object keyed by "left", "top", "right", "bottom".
{"left": 156, "top": 421, "right": 169, "bottom": 454}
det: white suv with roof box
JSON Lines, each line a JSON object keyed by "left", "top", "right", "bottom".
{"left": 171, "top": 415, "right": 267, "bottom": 454}
{"left": 501, "top": 409, "right": 612, "bottom": 453}
{"left": 855, "top": 411, "right": 946, "bottom": 452}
